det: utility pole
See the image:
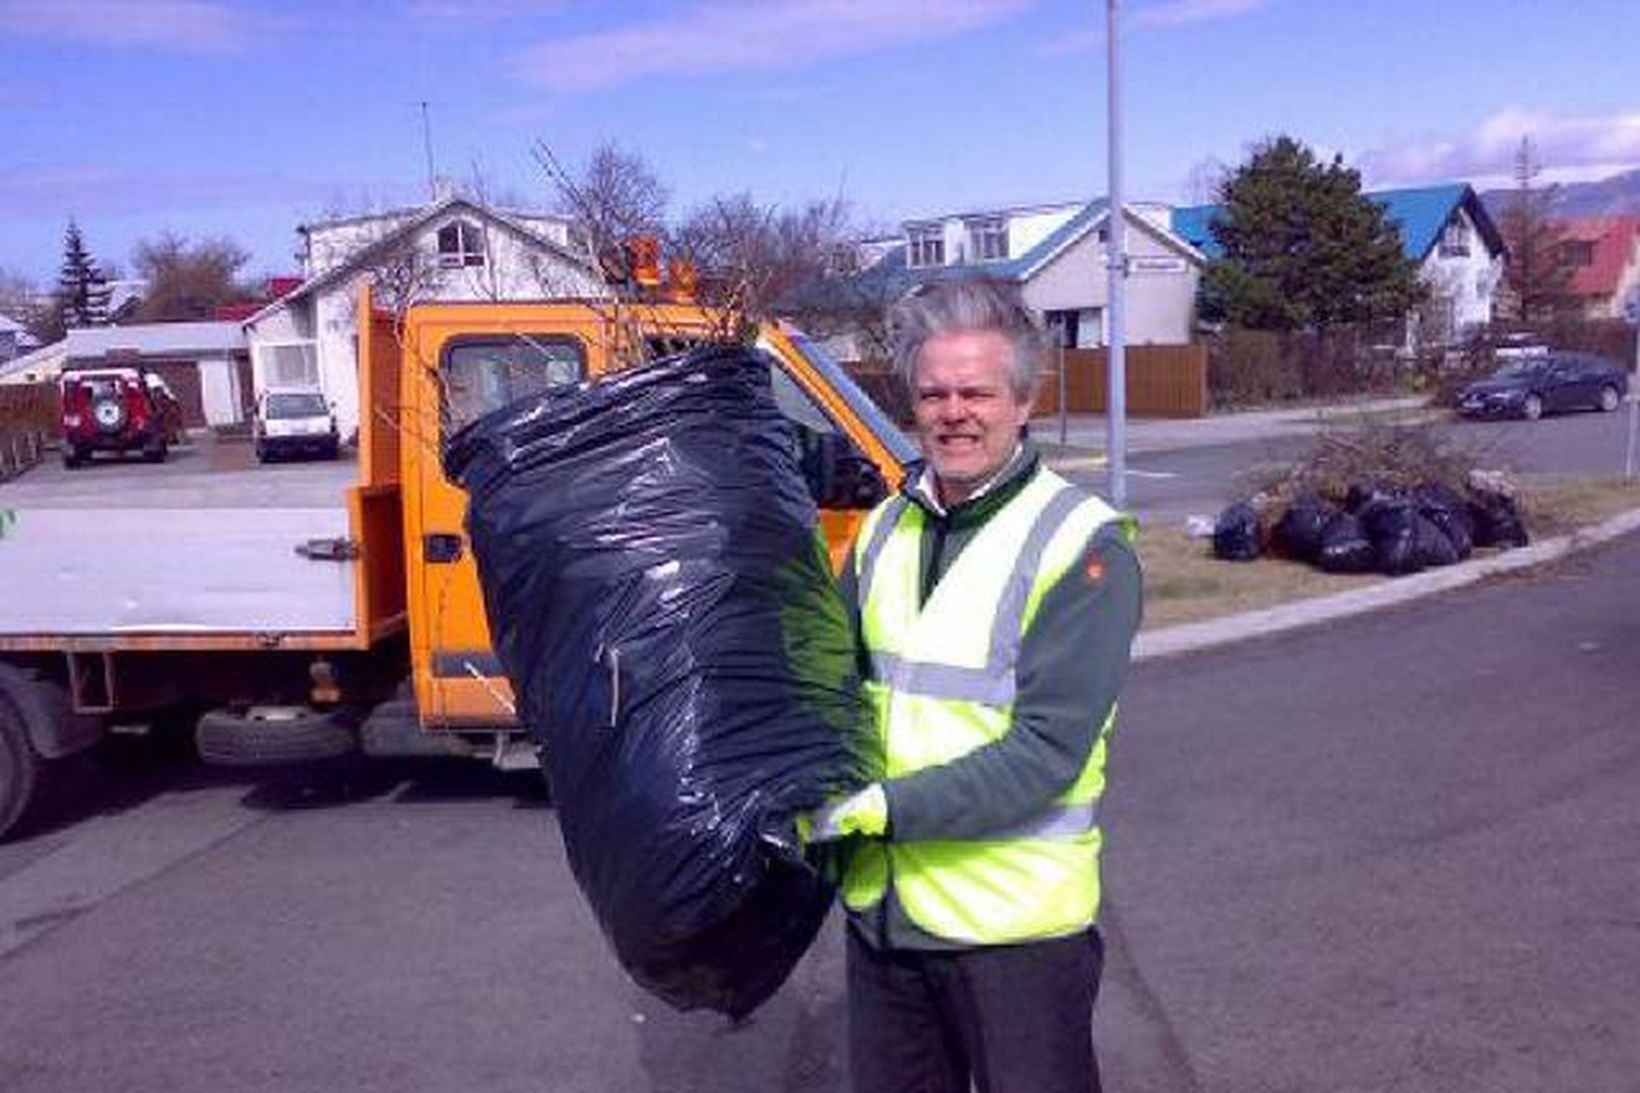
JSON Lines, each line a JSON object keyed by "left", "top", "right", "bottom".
{"left": 1105, "top": 0, "right": 1128, "bottom": 507}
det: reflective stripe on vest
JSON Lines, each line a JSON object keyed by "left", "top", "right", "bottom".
{"left": 860, "top": 484, "right": 1087, "bottom": 708}
{"left": 844, "top": 469, "right": 1131, "bottom": 944}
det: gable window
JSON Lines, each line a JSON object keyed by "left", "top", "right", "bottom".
{"left": 437, "top": 220, "right": 486, "bottom": 268}
{"left": 1438, "top": 219, "right": 1470, "bottom": 258}
{"left": 1561, "top": 239, "right": 1595, "bottom": 267}
{"left": 967, "top": 217, "right": 1009, "bottom": 262}
{"left": 906, "top": 224, "right": 945, "bottom": 269}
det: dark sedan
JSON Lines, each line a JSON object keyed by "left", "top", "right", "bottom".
{"left": 1457, "top": 352, "right": 1631, "bottom": 420}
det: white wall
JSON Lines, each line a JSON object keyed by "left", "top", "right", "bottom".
{"left": 1418, "top": 206, "right": 1501, "bottom": 334}
{"left": 1023, "top": 214, "right": 1199, "bottom": 345}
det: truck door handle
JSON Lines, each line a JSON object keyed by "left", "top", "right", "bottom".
{"left": 424, "top": 533, "right": 464, "bottom": 564}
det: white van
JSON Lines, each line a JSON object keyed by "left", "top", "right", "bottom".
{"left": 254, "top": 387, "right": 340, "bottom": 463}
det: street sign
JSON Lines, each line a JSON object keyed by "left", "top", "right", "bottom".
{"left": 1129, "top": 255, "right": 1187, "bottom": 275}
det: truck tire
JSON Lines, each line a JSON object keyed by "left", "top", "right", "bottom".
{"left": 196, "top": 706, "right": 360, "bottom": 768}
{"left": 0, "top": 677, "right": 44, "bottom": 839}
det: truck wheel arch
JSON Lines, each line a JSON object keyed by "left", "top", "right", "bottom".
{"left": 0, "top": 663, "right": 102, "bottom": 838}
{"left": 0, "top": 663, "right": 104, "bottom": 761}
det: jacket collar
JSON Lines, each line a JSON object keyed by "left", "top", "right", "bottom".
{"left": 902, "top": 438, "right": 1042, "bottom": 527}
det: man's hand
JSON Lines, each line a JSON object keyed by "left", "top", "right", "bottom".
{"left": 802, "top": 784, "right": 888, "bottom": 843}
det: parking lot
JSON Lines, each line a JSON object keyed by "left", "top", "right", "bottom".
{"left": 0, "top": 431, "right": 355, "bottom": 510}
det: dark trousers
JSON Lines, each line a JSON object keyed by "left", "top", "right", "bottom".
{"left": 845, "top": 923, "right": 1104, "bottom": 1093}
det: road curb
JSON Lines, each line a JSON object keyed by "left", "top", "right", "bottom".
{"left": 1134, "top": 504, "right": 1640, "bottom": 662}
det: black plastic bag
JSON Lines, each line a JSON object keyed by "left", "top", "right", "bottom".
{"left": 445, "top": 346, "right": 876, "bottom": 1019}
{"left": 1356, "top": 499, "right": 1421, "bottom": 576}
{"left": 1271, "top": 492, "right": 1337, "bottom": 563}
{"left": 1316, "top": 512, "right": 1375, "bottom": 573}
{"left": 1411, "top": 512, "right": 1460, "bottom": 569}
{"left": 1468, "top": 491, "right": 1530, "bottom": 549}
{"left": 1413, "top": 483, "right": 1474, "bottom": 560}
{"left": 1346, "top": 481, "right": 1400, "bottom": 513}
{"left": 1213, "top": 502, "right": 1261, "bottom": 561}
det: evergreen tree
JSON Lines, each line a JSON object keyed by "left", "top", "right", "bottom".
{"left": 1200, "top": 136, "right": 1424, "bottom": 332}
{"left": 1499, "top": 137, "right": 1575, "bottom": 323}
{"left": 57, "top": 219, "right": 112, "bottom": 328}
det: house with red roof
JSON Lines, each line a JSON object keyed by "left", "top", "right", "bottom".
{"left": 1556, "top": 216, "right": 1640, "bottom": 320}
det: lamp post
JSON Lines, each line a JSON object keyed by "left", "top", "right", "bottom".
{"left": 1105, "top": 0, "right": 1128, "bottom": 507}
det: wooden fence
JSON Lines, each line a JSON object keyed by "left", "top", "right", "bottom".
{"left": 846, "top": 342, "right": 1207, "bottom": 426}
{"left": 0, "top": 383, "right": 59, "bottom": 479}
{"left": 1033, "top": 344, "right": 1207, "bottom": 419}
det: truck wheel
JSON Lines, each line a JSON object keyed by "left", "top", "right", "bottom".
{"left": 0, "top": 678, "right": 44, "bottom": 839}
{"left": 196, "top": 706, "right": 360, "bottom": 767}
{"left": 143, "top": 437, "right": 168, "bottom": 463}
{"left": 62, "top": 444, "right": 83, "bottom": 469}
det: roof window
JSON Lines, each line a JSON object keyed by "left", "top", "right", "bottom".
{"left": 437, "top": 220, "right": 486, "bottom": 268}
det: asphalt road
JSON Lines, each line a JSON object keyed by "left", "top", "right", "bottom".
{"left": 3, "top": 530, "right": 1636, "bottom": 1092}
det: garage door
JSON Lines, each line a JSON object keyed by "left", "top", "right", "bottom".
{"left": 147, "top": 360, "right": 207, "bottom": 428}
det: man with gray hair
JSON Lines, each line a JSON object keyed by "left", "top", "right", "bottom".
{"left": 808, "top": 276, "right": 1143, "bottom": 1092}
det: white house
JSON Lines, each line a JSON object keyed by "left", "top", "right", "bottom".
{"left": 243, "top": 193, "right": 608, "bottom": 440}
{"left": 1171, "top": 183, "right": 1506, "bottom": 341}
{"left": 844, "top": 198, "right": 1204, "bottom": 359}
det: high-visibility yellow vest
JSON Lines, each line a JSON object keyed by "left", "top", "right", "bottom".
{"left": 842, "top": 468, "right": 1131, "bottom": 944}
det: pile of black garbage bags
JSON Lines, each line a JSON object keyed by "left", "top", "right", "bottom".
{"left": 445, "top": 346, "right": 877, "bottom": 1020}
{"left": 1213, "top": 481, "right": 1529, "bottom": 575}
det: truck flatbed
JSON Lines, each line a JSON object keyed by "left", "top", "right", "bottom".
{"left": 0, "top": 507, "right": 356, "bottom": 636}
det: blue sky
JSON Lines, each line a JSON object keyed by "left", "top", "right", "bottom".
{"left": 3, "top": 0, "right": 1638, "bottom": 286}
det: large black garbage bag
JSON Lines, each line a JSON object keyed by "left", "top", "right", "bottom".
{"left": 1468, "top": 491, "right": 1530, "bottom": 549}
{"left": 1317, "top": 512, "right": 1375, "bottom": 573}
{"left": 1413, "top": 483, "right": 1474, "bottom": 560}
{"left": 1213, "top": 502, "right": 1261, "bottom": 561}
{"left": 1359, "top": 498, "right": 1458, "bottom": 576}
{"left": 445, "top": 347, "right": 876, "bottom": 1019}
{"left": 1357, "top": 498, "right": 1423, "bottom": 576}
{"left": 1411, "top": 512, "right": 1460, "bottom": 569}
{"left": 1271, "top": 493, "right": 1336, "bottom": 563}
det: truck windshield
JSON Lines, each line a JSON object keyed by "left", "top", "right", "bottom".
{"left": 442, "top": 335, "right": 586, "bottom": 437}
{"left": 786, "top": 334, "right": 917, "bottom": 464}
{"left": 267, "top": 393, "right": 328, "bottom": 418}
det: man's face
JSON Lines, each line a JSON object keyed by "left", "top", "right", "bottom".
{"left": 911, "top": 329, "right": 1034, "bottom": 506}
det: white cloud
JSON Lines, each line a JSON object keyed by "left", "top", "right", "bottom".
{"left": 1358, "top": 107, "right": 1640, "bottom": 189}
{"left": 1035, "top": 0, "right": 1266, "bottom": 56}
{"left": 0, "top": 0, "right": 259, "bottom": 52}
{"left": 1132, "top": 0, "right": 1267, "bottom": 29}
{"left": 510, "top": 0, "right": 1032, "bottom": 92}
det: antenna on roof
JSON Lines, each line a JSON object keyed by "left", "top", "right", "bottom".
{"left": 420, "top": 100, "right": 437, "bottom": 200}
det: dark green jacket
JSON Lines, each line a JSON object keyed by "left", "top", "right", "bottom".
{"left": 839, "top": 440, "right": 1144, "bottom": 949}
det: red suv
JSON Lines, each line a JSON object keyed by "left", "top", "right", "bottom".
{"left": 59, "top": 366, "right": 174, "bottom": 467}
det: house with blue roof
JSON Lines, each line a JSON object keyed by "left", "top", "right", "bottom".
{"left": 1171, "top": 183, "right": 1506, "bottom": 339}
{"left": 839, "top": 197, "right": 1206, "bottom": 358}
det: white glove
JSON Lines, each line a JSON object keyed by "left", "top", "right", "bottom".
{"left": 805, "top": 784, "right": 888, "bottom": 842}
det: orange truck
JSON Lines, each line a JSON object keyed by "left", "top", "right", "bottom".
{"left": 0, "top": 285, "right": 912, "bottom": 838}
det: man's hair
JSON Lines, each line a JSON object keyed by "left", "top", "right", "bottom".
{"left": 889, "top": 276, "right": 1046, "bottom": 400}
